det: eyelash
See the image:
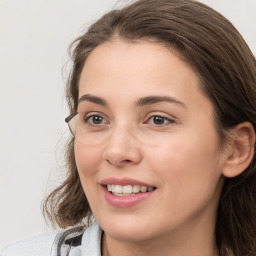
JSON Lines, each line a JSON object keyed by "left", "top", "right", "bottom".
{"left": 83, "top": 114, "right": 175, "bottom": 127}
{"left": 144, "top": 115, "right": 175, "bottom": 126}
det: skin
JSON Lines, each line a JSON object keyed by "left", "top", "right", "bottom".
{"left": 74, "top": 39, "right": 231, "bottom": 256}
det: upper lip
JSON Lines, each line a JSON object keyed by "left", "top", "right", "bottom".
{"left": 100, "top": 177, "right": 155, "bottom": 187}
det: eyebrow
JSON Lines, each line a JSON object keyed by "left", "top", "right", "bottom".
{"left": 136, "top": 96, "right": 186, "bottom": 108}
{"left": 78, "top": 94, "right": 186, "bottom": 108}
{"left": 78, "top": 94, "right": 108, "bottom": 107}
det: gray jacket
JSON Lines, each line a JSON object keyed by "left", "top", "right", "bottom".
{"left": 0, "top": 222, "right": 102, "bottom": 256}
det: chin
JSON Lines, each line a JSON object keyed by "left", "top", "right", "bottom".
{"left": 105, "top": 226, "right": 154, "bottom": 242}
{"left": 97, "top": 214, "right": 160, "bottom": 242}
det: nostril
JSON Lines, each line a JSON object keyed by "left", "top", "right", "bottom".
{"left": 105, "top": 158, "right": 132, "bottom": 167}
{"left": 123, "top": 159, "right": 132, "bottom": 163}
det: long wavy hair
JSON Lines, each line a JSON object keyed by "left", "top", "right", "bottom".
{"left": 43, "top": 0, "right": 256, "bottom": 255}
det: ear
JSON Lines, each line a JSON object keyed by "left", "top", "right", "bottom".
{"left": 222, "top": 122, "right": 255, "bottom": 178}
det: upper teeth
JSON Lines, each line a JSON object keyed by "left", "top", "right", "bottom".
{"left": 107, "top": 184, "right": 154, "bottom": 194}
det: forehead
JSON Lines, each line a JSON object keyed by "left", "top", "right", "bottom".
{"left": 79, "top": 39, "right": 201, "bottom": 99}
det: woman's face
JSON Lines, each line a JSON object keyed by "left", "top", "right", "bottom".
{"left": 75, "top": 40, "right": 227, "bottom": 242}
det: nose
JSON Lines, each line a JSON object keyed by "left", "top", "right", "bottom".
{"left": 103, "top": 126, "right": 142, "bottom": 168}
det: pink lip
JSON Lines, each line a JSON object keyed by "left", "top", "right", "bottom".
{"left": 100, "top": 177, "right": 156, "bottom": 208}
{"left": 102, "top": 186, "right": 155, "bottom": 208}
{"left": 100, "top": 177, "right": 155, "bottom": 187}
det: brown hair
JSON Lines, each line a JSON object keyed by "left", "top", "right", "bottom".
{"left": 43, "top": 0, "right": 256, "bottom": 255}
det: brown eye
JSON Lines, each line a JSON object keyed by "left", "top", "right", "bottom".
{"left": 152, "top": 116, "right": 165, "bottom": 125}
{"left": 86, "top": 115, "right": 107, "bottom": 125}
{"left": 146, "top": 115, "right": 174, "bottom": 125}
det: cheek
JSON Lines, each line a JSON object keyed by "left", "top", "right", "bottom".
{"left": 75, "top": 142, "right": 105, "bottom": 217}
{"left": 144, "top": 134, "right": 224, "bottom": 224}
{"left": 146, "top": 131, "right": 223, "bottom": 194}
{"left": 74, "top": 142, "right": 102, "bottom": 182}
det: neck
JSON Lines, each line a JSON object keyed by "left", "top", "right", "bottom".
{"left": 102, "top": 221, "right": 219, "bottom": 256}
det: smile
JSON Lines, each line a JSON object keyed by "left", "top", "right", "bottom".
{"left": 100, "top": 177, "right": 157, "bottom": 208}
{"left": 106, "top": 184, "right": 155, "bottom": 196}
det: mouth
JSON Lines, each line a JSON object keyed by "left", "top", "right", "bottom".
{"left": 100, "top": 177, "right": 157, "bottom": 207}
{"left": 105, "top": 184, "right": 156, "bottom": 196}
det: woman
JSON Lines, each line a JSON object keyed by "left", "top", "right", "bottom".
{"left": 1, "top": 0, "right": 256, "bottom": 255}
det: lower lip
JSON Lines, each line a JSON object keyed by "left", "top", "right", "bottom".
{"left": 102, "top": 186, "right": 155, "bottom": 208}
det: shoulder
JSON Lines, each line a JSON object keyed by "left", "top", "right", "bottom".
{"left": 0, "top": 231, "right": 58, "bottom": 256}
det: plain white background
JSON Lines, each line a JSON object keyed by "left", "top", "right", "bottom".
{"left": 1, "top": 0, "right": 255, "bottom": 248}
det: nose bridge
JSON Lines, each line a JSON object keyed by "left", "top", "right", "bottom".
{"left": 103, "top": 122, "right": 142, "bottom": 167}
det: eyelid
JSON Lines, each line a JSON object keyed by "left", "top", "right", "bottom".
{"left": 145, "top": 111, "right": 176, "bottom": 121}
{"left": 81, "top": 110, "right": 108, "bottom": 118}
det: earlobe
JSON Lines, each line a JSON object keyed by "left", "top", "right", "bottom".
{"left": 222, "top": 122, "right": 255, "bottom": 178}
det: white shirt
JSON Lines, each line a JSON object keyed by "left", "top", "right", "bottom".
{"left": 0, "top": 222, "right": 102, "bottom": 256}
